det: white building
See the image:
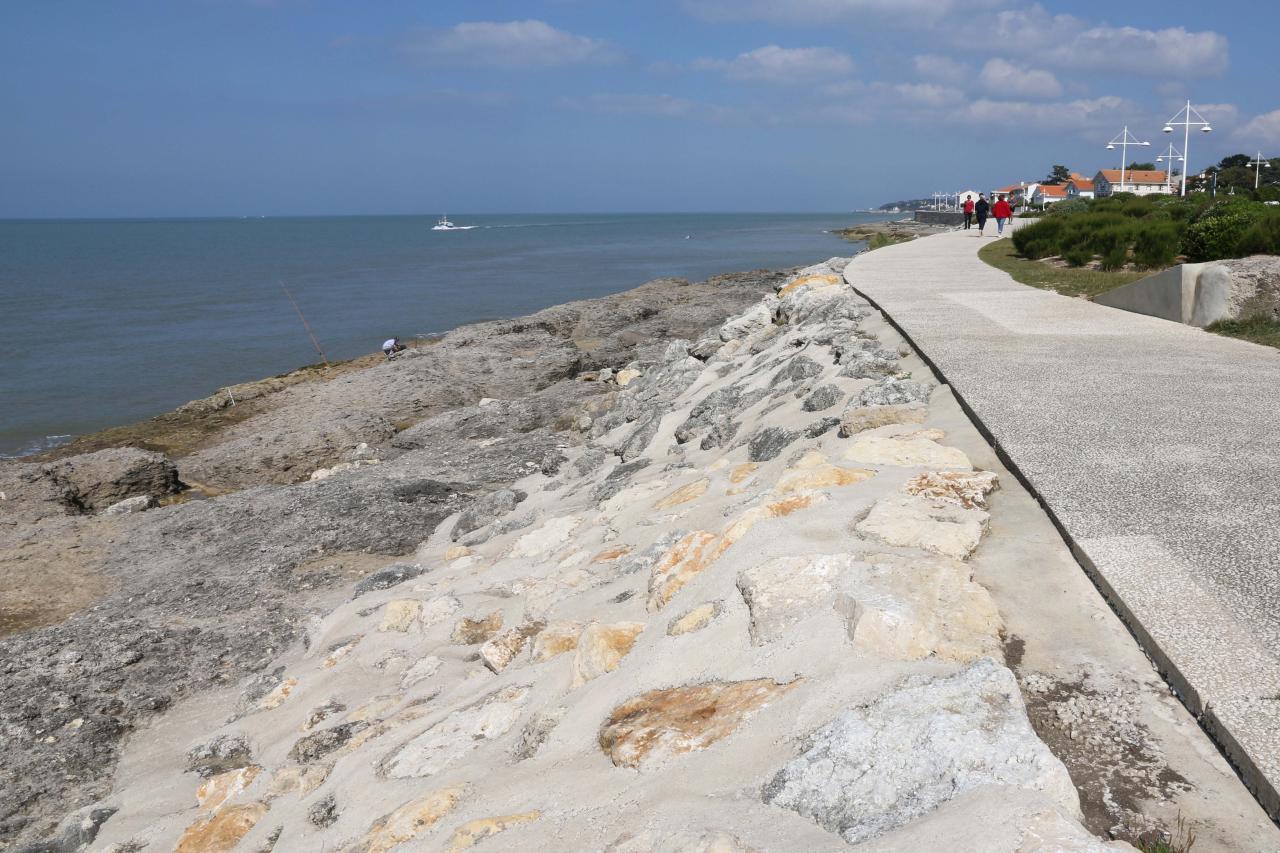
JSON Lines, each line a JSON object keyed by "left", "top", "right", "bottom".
{"left": 1093, "top": 169, "right": 1172, "bottom": 197}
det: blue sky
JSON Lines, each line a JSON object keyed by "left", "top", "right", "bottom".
{"left": 3, "top": 0, "right": 1277, "bottom": 217}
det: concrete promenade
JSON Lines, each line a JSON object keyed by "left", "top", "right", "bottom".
{"left": 846, "top": 227, "right": 1280, "bottom": 818}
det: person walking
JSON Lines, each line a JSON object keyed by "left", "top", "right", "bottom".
{"left": 992, "top": 194, "right": 1012, "bottom": 236}
{"left": 974, "top": 193, "right": 990, "bottom": 236}
{"left": 962, "top": 194, "right": 975, "bottom": 230}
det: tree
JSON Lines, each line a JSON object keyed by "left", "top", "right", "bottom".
{"left": 1042, "top": 165, "right": 1071, "bottom": 185}
{"left": 1128, "top": 162, "right": 1156, "bottom": 171}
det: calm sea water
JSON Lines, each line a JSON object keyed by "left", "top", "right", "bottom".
{"left": 0, "top": 212, "right": 888, "bottom": 456}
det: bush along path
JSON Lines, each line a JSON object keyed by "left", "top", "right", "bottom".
{"left": 65, "top": 261, "right": 1277, "bottom": 852}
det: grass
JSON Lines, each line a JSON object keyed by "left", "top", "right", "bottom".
{"left": 1136, "top": 815, "right": 1197, "bottom": 853}
{"left": 978, "top": 239, "right": 1150, "bottom": 299}
{"left": 1206, "top": 315, "right": 1280, "bottom": 349}
{"left": 867, "top": 232, "right": 913, "bottom": 250}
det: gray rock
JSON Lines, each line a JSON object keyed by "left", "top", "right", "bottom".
{"left": 512, "top": 707, "right": 566, "bottom": 761}
{"left": 352, "top": 564, "right": 428, "bottom": 599}
{"left": 451, "top": 489, "right": 527, "bottom": 541}
{"left": 803, "top": 417, "right": 841, "bottom": 439}
{"left": 838, "top": 351, "right": 898, "bottom": 380}
{"left": 102, "top": 495, "right": 155, "bottom": 516}
{"left": 615, "top": 531, "right": 686, "bottom": 577}
{"left": 307, "top": 794, "right": 339, "bottom": 828}
{"left": 618, "top": 410, "right": 664, "bottom": 462}
{"left": 762, "top": 658, "right": 1078, "bottom": 844}
{"left": 11, "top": 805, "right": 117, "bottom": 853}
{"left": 769, "top": 354, "right": 824, "bottom": 388}
{"left": 801, "top": 384, "right": 843, "bottom": 413}
{"left": 591, "top": 461, "right": 652, "bottom": 503}
{"left": 747, "top": 426, "right": 798, "bottom": 462}
{"left": 573, "top": 446, "right": 610, "bottom": 477}
{"left": 288, "top": 721, "right": 368, "bottom": 764}
{"left": 857, "top": 376, "right": 933, "bottom": 407}
{"left": 186, "top": 734, "right": 253, "bottom": 778}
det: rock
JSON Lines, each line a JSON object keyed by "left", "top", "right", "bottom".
{"left": 57, "top": 447, "right": 181, "bottom": 512}
{"left": 647, "top": 531, "right": 723, "bottom": 611}
{"left": 102, "top": 494, "right": 155, "bottom": 516}
{"left": 447, "top": 811, "right": 542, "bottom": 851}
{"left": 512, "top": 707, "right": 566, "bottom": 761}
{"left": 606, "top": 829, "right": 757, "bottom": 852}
{"left": 265, "top": 765, "right": 330, "bottom": 801}
{"left": 347, "top": 785, "right": 467, "bottom": 853}
{"left": 302, "top": 699, "right": 345, "bottom": 731}
{"left": 616, "top": 368, "right": 642, "bottom": 387}
{"left": 571, "top": 622, "right": 646, "bottom": 688}
{"left": 480, "top": 621, "right": 546, "bottom": 673}
{"left": 844, "top": 435, "right": 971, "bottom": 469}
{"left": 856, "top": 495, "right": 989, "bottom": 560}
{"left": 384, "top": 686, "right": 529, "bottom": 778}
{"left": 618, "top": 410, "right": 664, "bottom": 462}
{"left": 307, "top": 793, "right": 339, "bottom": 828}
{"left": 719, "top": 301, "right": 774, "bottom": 341}
{"left": 186, "top": 735, "right": 253, "bottom": 778}
{"left": 802, "top": 417, "right": 841, "bottom": 439}
{"left": 728, "top": 462, "right": 757, "bottom": 484}
{"left": 667, "top": 601, "right": 722, "bottom": 636}
{"left": 196, "top": 766, "right": 262, "bottom": 812}
{"left": 444, "top": 545, "right": 473, "bottom": 561}
{"left": 451, "top": 489, "right": 526, "bottom": 541}
{"left": 774, "top": 461, "right": 874, "bottom": 495}
{"left": 779, "top": 273, "right": 842, "bottom": 297}
{"left": 600, "top": 679, "right": 800, "bottom": 770}
{"left": 420, "top": 596, "right": 463, "bottom": 629}
{"left": 509, "top": 515, "right": 583, "bottom": 558}
{"left": 593, "top": 460, "right": 652, "bottom": 503}
{"left": 530, "top": 621, "right": 584, "bottom": 662}
{"left": 856, "top": 377, "right": 932, "bottom": 407}
{"left": 288, "top": 721, "right": 367, "bottom": 764}
{"left": 13, "top": 806, "right": 118, "bottom": 853}
{"left": 800, "top": 384, "right": 843, "bottom": 412}
{"left": 256, "top": 678, "right": 296, "bottom": 711}
{"left": 838, "top": 404, "right": 927, "bottom": 437}
{"left": 720, "top": 493, "right": 826, "bottom": 547}
{"left": 599, "top": 367, "right": 616, "bottom": 382}
{"left": 654, "top": 479, "right": 709, "bottom": 509}
{"left": 746, "top": 426, "right": 798, "bottom": 462}
{"left": 379, "top": 600, "right": 423, "bottom": 633}
{"left": 905, "top": 470, "right": 1000, "bottom": 509}
{"left": 451, "top": 611, "right": 504, "bottom": 645}
{"left": 762, "top": 659, "right": 1078, "bottom": 845}
{"left": 769, "top": 355, "right": 824, "bottom": 388}
{"left": 737, "top": 554, "right": 853, "bottom": 645}
{"left": 353, "top": 564, "right": 427, "bottom": 598}
{"left": 837, "top": 350, "right": 898, "bottom": 380}
{"left": 401, "top": 655, "right": 444, "bottom": 689}
{"left": 574, "top": 446, "right": 611, "bottom": 477}
{"left": 173, "top": 804, "right": 267, "bottom": 853}
{"left": 1201, "top": 255, "right": 1280, "bottom": 324}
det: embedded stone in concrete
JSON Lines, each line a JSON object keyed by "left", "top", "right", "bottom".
{"left": 451, "top": 611, "right": 504, "bottom": 645}
{"left": 174, "top": 803, "right": 268, "bottom": 853}
{"left": 647, "top": 531, "right": 722, "bottom": 611}
{"left": 530, "top": 621, "right": 584, "bottom": 663}
{"left": 447, "top": 811, "right": 542, "bottom": 851}
{"left": 906, "top": 470, "right": 1000, "bottom": 509}
{"left": 606, "top": 828, "right": 757, "bottom": 852}
{"left": 599, "top": 679, "right": 800, "bottom": 770}
{"left": 509, "top": 515, "right": 583, "bottom": 558}
{"left": 265, "top": 765, "right": 330, "bottom": 801}
{"left": 571, "top": 621, "right": 645, "bottom": 688}
{"left": 762, "top": 658, "right": 1078, "bottom": 845}
{"left": 667, "top": 601, "right": 722, "bottom": 636}
{"left": 654, "top": 479, "right": 710, "bottom": 509}
{"left": 384, "top": 687, "right": 529, "bottom": 778}
{"left": 774, "top": 462, "right": 874, "bottom": 495}
{"left": 195, "top": 765, "right": 262, "bottom": 812}
{"left": 746, "top": 426, "right": 798, "bottom": 462}
{"left": 349, "top": 785, "right": 467, "bottom": 853}
{"left": 379, "top": 600, "right": 422, "bottom": 633}
{"left": 838, "top": 403, "right": 928, "bottom": 437}
{"left": 856, "top": 377, "right": 932, "bottom": 407}
{"left": 801, "top": 384, "right": 843, "bottom": 412}
{"left": 844, "top": 435, "right": 971, "bottom": 469}
{"left": 401, "top": 655, "right": 444, "bottom": 690}
{"left": 857, "top": 495, "right": 989, "bottom": 560}
{"left": 480, "top": 621, "right": 546, "bottom": 673}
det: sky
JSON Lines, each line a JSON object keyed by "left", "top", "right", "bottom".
{"left": 2, "top": 0, "right": 1278, "bottom": 217}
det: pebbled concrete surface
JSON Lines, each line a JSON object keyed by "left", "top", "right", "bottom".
{"left": 846, "top": 227, "right": 1280, "bottom": 821}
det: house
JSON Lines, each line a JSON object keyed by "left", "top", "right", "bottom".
{"left": 1093, "top": 169, "right": 1171, "bottom": 197}
{"left": 992, "top": 184, "right": 1026, "bottom": 206}
{"left": 957, "top": 189, "right": 981, "bottom": 207}
{"left": 1030, "top": 184, "right": 1068, "bottom": 206}
{"left": 1066, "top": 173, "right": 1095, "bottom": 199}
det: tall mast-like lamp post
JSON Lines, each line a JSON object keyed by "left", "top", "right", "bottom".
{"left": 1106, "top": 126, "right": 1150, "bottom": 192}
{"left": 1163, "top": 100, "right": 1212, "bottom": 197}
{"left": 1245, "top": 152, "right": 1271, "bottom": 190}
{"left": 1156, "top": 143, "right": 1184, "bottom": 192}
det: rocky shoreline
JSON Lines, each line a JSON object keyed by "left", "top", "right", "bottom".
{"left": 2, "top": 261, "right": 1275, "bottom": 851}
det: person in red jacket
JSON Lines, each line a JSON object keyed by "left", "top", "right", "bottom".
{"left": 993, "top": 194, "right": 1013, "bottom": 236}
{"left": 962, "top": 194, "right": 975, "bottom": 230}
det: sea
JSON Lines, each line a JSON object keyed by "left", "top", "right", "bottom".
{"left": 0, "top": 212, "right": 891, "bottom": 457}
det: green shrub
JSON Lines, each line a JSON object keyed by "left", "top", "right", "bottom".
{"left": 1090, "top": 223, "right": 1133, "bottom": 270}
{"left": 1048, "top": 197, "right": 1090, "bottom": 216}
{"left": 1100, "top": 244, "right": 1130, "bottom": 270}
{"left": 1234, "top": 209, "right": 1280, "bottom": 256}
{"left": 1062, "top": 244, "right": 1093, "bottom": 266}
{"left": 1012, "top": 217, "right": 1064, "bottom": 258}
{"left": 1182, "top": 200, "right": 1265, "bottom": 261}
{"left": 1132, "top": 221, "right": 1181, "bottom": 268}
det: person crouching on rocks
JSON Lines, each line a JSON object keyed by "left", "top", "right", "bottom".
{"left": 382, "top": 337, "right": 406, "bottom": 359}
{"left": 974, "top": 194, "right": 990, "bottom": 236}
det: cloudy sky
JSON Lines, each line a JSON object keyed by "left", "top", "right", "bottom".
{"left": 3, "top": 0, "right": 1277, "bottom": 217}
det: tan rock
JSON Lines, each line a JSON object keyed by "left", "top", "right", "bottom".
{"left": 571, "top": 621, "right": 646, "bottom": 688}
{"left": 322, "top": 638, "right": 359, "bottom": 668}
{"left": 774, "top": 464, "right": 874, "bottom": 495}
{"left": 175, "top": 803, "right": 268, "bottom": 853}
{"left": 600, "top": 679, "right": 800, "bottom": 769}
{"left": 593, "top": 546, "right": 632, "bottom": 563}
{"left": 728, "top": 462, "right": 758, "bottom": 484}
{"left": 654, "top": 478, "right": 710, "bottom": 509}
{"left": 838, "top": 404, "right": 928, "bottom": 437}
{"left": 480, "top": 620, "right": 546, "bottom": 673}
{"left": 385, "top": 686, "right": 530, "bottom": 778}
{"left": 721, "top": 492, "right": 827, "bottom": 545}
{"left": 420, "top": 595, "right": 463, "bottom": 628}
{"left": 379, "top": 599, "right": 422, "bottom": 632}
{"left": 616, "top": 368, "right": 642, "bottom": 387}
{"left": 856, "top": 495, "right": 989, "bottom": 560}
{"left": 444, "top": 545, "right": 473, "bottom": 561}
{"left": 779, "top": 273, "right": 841, "bottom": 297}
{"left": 530, "top": 621, "right": 584, "bottom": 662}
{"left": 257, "top": 678, "right": 297, "bottom": 711}
{"left": 510, "top": 515, "right": 583, "bottom": 559}
{"left": 451, "top": 610, "right": 504, "bottom": 645}
{"left": 905, "top": 470, "right": 1000, "bottom": 509}
{"left": 844, "top": 434, "right": 971, "bottom": 469}
{"left": 447, "top": 811, "right": 542, "bottom": 851}
{"left": 196, "top": 766, "right": 261, "bottom": 812}
{"left": 646, "top": 531, "right": 722, "bottom": 611}
{"left": 346, "top": 785, "right": 467, "bottom": 853}
{"left": 667, "top": 601, "right": 722, "bottom": 636}
{"left": 265, "top": 764, "right": 330, "bottom": 801}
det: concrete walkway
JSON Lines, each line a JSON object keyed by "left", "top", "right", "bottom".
{"left": 846, "top": 227, "right": 1280, "bottom": 819}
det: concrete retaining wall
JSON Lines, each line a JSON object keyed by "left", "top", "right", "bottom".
{"left": 1093, "top": 263, "right": 1221, "bottom": 327}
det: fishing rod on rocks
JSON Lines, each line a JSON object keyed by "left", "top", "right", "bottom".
{"left": 279, "top": 280, "right": 329, "bottom": 367}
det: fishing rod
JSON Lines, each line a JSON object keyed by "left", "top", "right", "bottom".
{"left": 279, "top": 281, "right": 329, "bottom": 367}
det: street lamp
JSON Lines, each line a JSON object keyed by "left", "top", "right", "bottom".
{"left": 1156, "top": 143, "right": 1183, "bottom": 193}
{"left": 1163, "top": 100, "right": 1212, "bottom": 197}
{"left": 1245, "top": 151, "right": 1271, "bottom": 190}
{"left": 1106, "top": 126, "right": 1151, "bottom": 193}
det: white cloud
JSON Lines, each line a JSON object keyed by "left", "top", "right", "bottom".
{"left": 951, "top": 95, "right": 1130, "bottom": 133}
{"left": 1234, "top": 109, "right": 1280, "bottom": 146}
{"left": 979, "top": 58, "right": 1062, "bottom": 99}
{"left": 880, "top": 82, "right": 966, "bottom": 106}
{"left": 401, "top": 20, "right": 617, "bottom": 68}
{"left": 695, "top": 45, "right": 854, "bottom": 82}
{"left": 914, "top": 54, "right": 971, "bottom": 81}
{"left": 682, "top": 0, "right": 963, "bottom": 24}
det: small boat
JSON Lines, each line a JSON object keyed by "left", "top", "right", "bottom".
{"left": 432, "top": 215, "right": 476, "bottom": 231}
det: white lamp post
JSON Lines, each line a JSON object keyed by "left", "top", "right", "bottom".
{"left": 1163, "top": 100, "right": 1212, "bottom": 197}
{"left": 1156, "top": 143, "right": 1184, "bottom": 192}
{"left": 1106, "top": 126, "right": 1151, "bottom": 193}
{"left": 1245, "top": 151, "right": 1271, "bottom": 190}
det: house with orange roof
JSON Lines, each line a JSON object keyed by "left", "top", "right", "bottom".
{"left": 1066, "top": 173, "right": 1095, "bottom": 199}
{"left": 1093, "top": 169, "right": 1171, "bottom": 197}
{"left": 992, "top": 183, "right": 1027, "bottom": 206}
{"left": 1029, "top": 183, "right": 1069, "bottom": 206}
